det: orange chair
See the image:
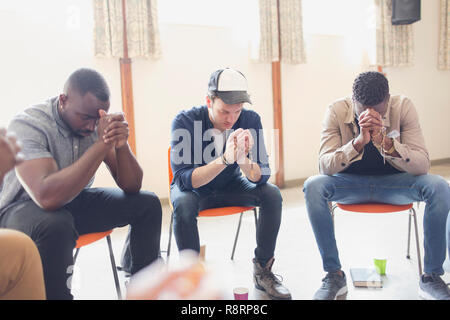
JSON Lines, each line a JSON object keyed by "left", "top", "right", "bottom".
{"left": 330, "top": 202, "right": 422, "bottom": 276}
{"left": 73, "top": 230, "right": 122, "bottom": 299}
{"left": 167, "top": 147, "right": 258, "bottom": 260}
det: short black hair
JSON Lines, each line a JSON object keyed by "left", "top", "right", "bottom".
{"left": 352, "top": 71, "right": 389, "bottom": 106}
{"left": 64, "top": 68, "right": 110, "bottom": 102}
{"left": 207, "top": 90, "right": 217, "bottom": 101}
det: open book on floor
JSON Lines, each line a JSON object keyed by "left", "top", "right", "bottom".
{"left": 349, "top": 268, "right": 383, "bottom": 288}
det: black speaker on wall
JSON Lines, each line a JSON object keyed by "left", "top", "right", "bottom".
{"left": 392, "top": 0, "right": 421, "bottom": 25}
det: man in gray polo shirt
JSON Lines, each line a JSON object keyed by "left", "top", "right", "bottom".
{"left": 0, "top": 68, "right": 162, "bottom": 299}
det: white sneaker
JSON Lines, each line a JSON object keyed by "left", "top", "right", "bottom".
{"left": 443, "top": 257, "right": 450, "bottom": 273}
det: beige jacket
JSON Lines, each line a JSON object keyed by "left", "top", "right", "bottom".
{"left": 319, "top": 95, "right": 430, "bottom": 176}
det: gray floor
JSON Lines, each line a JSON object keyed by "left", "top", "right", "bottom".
{"left": 71, "top": 162, "right": 450, "bottom": 300}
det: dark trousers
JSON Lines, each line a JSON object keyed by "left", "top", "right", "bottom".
{"left": 170, "top": 177, "right": 283, "bottom": 266}
{"left": 0, "top": 188, "right": 162, "bottom": 300}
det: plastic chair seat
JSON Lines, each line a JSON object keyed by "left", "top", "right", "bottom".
{"left": 76, "top": 230, "right": 113, "bottom": 249}
{"left": 199, "top": 206, "right": 255, "bottom": 217}
{"left": 336, "top": 203, "right": 413, "bottom": 214}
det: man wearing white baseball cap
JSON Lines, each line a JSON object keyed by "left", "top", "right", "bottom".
{"left": 169, "top": 68, "right": 291, "bottom": 300}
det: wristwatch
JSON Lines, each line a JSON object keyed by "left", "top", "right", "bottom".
{"left": 385, "top": 138, "right": 396, "bottom": 154}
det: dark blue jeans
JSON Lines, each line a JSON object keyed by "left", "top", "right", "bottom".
{"left": 170, "top": 177, "right": 282, "bottom": 266}
{"left": 0, "top": 188, "right": 162, "bottom": 300}
{"left": 303, "top": 173, "right": 450, "bottom": 275}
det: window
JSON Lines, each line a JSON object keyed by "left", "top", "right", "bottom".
{"left": 302, "top": 0, "right": 376, "bottom": 64}
{"left": 158, "top": 0, "right": 260, "bottom": 58}
{"left": 302, "top": 0, "right": 375, "bottom": 36}
{"left": 158, "top": 0, "right": 259, "bottom": 28}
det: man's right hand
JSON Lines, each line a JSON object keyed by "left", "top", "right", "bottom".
{"left": 223, "top": 128, "right": 243, "bottom": 164}
{"left": 96, "top": 110, "right": 116, "bottom": 149}
{"left": 0, "top": 128, "right": 22, "bottom": 177}
{"left": 353, "top": 109, "right": 382, "bottom": 153}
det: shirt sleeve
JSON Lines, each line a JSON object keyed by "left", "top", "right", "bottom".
{"left": 249, "top": 114, "right": 271, "bottom": 185}
{"left": 318, "top": 104, "right": 363, "bottom": 175}
{"left": 384, "top": 98, "right": 430, "bottom": 175}
{"left": 170, "top": 116, "right": 196, "bottom": 191}
{"left": 8, "top": 117, "right": 53, "bottom": 162}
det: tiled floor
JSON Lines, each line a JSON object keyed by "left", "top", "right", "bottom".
{"left": 72, "top": 162, "right": 450, "bottom": 300}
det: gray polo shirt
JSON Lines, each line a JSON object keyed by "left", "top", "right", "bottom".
{"left": 0, "top": 97, "right": 97, "bottom": 213}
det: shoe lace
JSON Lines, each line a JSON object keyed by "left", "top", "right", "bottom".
{"left": 321, "top": 273, "right": 340, "bottom": 289}
{"left": 261, "top": 268, "right": 284, "bottom": 285}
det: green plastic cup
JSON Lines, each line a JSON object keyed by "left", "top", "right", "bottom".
{"left": 374, "top": 258, "right": 387, "bottom": 275}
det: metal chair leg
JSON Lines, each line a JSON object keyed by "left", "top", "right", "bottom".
{"left": 167, "top": 210, "right": 174, "bottom": 261}
{"left": 73, "top": 248, "right": 80, "bottom": 265}
{"left": 331, "top": 202, "right": 423, "bottom": 277}
{"left": 410, "top": 207, "right": 423, "bottom": 276}
{"left": 106, "top": 235, "right": 122, "bottom": 300}
{"left": 406, "top": 211, "right": 412, "bottom": 259}
{"left": 167, "top": 207, "right": 258, "bottom": 261}
{"left": 231, "top": 211, "right": 244, "bottom": 260}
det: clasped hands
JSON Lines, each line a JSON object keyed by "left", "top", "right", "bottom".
{"left": 97, "top": 110, "right": 129, "bottom": 149}
{"left": 356, "top": 108, "right": 393, "bottom": 152}
{"left": 223, "top": 128, "right": 254, "bottom": 165}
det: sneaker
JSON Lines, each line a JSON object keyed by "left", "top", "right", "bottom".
{"left": 418, "top": 273, "right": 450, "bottom": 300}
{"left": 443, "top": 257, "right": 450, "bottom": 273}
{"left": 313, "top": 271, "right": 348, "bottom": 300}
{"left": 253, "top": 257, "right": 292, "bottom": 300}
{"left": 116, "top": 266, "right": 132, "bottom": 278}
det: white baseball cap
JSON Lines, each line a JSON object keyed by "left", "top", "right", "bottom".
{"left": 208, "top": 68, "right": 252, "bottom": 105}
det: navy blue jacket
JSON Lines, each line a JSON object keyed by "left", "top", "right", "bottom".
{"left": 170, "top": 105, "right": 271, "bottom": 193}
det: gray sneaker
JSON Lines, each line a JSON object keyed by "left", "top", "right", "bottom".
{"left": 443, "top": 257, "right": 450, "bottom": 273}
{"left": 313, "top": 271, "right": 348, "bottom": 300}
{"left": 418, "top": 273, "right": 450, "bottom": 300}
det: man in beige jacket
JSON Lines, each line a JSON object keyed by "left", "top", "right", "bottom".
{"left": 303, "top": 71, "right": 450, "bottom": 300}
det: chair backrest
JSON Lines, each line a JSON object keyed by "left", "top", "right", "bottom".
{"left": 168, "top": 147, "right": 175, "bottom": 211}
{"left": 168, "top": 146, "right": 173, "bottom": 185}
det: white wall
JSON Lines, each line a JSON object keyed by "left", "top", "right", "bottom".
{"left": 0, "top": 0, "right": 449, "bottom": 200}
{"left": 0, "top": 1, "right": 122, "bottom": 120}
{"left": 384, "top": 0, "right": 450, "bottom": 160}
{"left": 282, "top": 1, "right": 450, "bottom": 180}
{"left": 282, "top": 34, "right": 369, "bottom": 180}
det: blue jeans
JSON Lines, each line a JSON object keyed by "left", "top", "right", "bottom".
{"left": 170, "top": 177, "right": 282, "bottom": 266}
{"left": 447, "top": 209, "right": 450, "bottom": 261}
{"left": 303, "top": 173, "right": 450, "bottom": 275}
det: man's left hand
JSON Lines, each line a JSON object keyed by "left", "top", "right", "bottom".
{"left": 235, "top": 130, "right": 254, "bottom": 164}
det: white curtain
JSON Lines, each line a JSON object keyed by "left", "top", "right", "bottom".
{"left": 438, "top": 0, "right": 450, "bottom": 70}
{"left": 258, "top": 0, "right": 306, "bottom": 64}
{"left": 93, "top": 0, "right": 161, "bottom": 59}
{"left": 375, "top": 0, "right": 414, "bottom": 67}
